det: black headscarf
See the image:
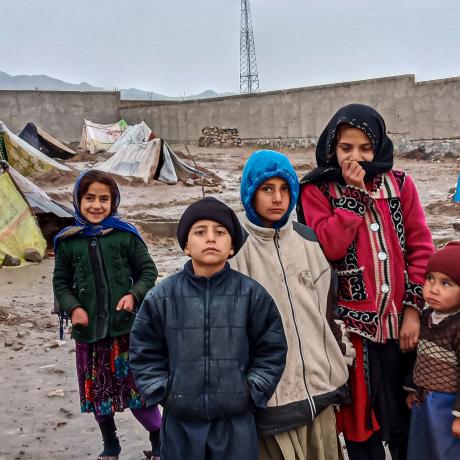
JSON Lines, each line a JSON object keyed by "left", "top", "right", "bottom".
{"left": 300, "top": 104, "right": 394, "bottom": 186}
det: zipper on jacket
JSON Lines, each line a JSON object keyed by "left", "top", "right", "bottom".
{"left": 204, "top": 278, "right": 211, "bottom": 419}
{"left": 273, "top": 230, "right": 316, "bottom": 417}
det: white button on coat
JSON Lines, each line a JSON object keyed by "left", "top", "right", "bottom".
{"left": 381, "top": 284, "right": 390, "bottom": 293}
{"left": 378, "top": 252, "right": 387, "bottom": 261}
{"left": 370, "top": 223, "right": 380, "bottom": 232}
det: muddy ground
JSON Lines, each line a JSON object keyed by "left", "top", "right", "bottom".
{"left": 0, "top": 145, "right": 459, "bottom": 459}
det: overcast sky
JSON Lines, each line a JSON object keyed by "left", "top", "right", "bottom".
{"left": 0, "top": 0, "right": 459, "bottom": 96}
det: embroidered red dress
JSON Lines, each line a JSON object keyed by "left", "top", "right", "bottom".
{"left": 301, "top": 170, "right": 434, "bottom": 441}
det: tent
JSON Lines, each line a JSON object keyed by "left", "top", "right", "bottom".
{"left": 18, "top": 122, "right": 75, "bottom": 160}
{"left": 8, "top": 166, "right": 73, "bottom": 219}
{"left": 0, "top": 121, "right": 71, "bottom": 176}
{"left": 79, "top": 119, "right": 128, "bottom": 154}
{"left": 0, "top": 161, "right": 73, "bottom": 260}
{"left": 94, "top": 121, "right": 208, "bottom": 184}
{"left": 0, "top": 163, "right": 46, "bottom": 264}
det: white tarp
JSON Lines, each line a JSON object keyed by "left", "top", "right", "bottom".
{"left": 79, "top": 119, "right": 128, "bottom": 154}
{"left": 0, "top": 121, "right": 71, "bottom": 175}
{"left": 94, "top": 122, "right": 207, "bottom": 184}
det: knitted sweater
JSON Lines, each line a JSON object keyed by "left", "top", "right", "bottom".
{"left": 413, "top": 309, "right": 460, "bottom": 414}
{"left": 301, "top": 170, "right": 434, "bottom": 342}
{"left": 231, "top": 216, "right": 353, "bottom": 435}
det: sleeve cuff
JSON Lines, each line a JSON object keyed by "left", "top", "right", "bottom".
{"left": 403, "top": 280, "right": 425, "bottom": 313}
{"left": 403, "top": 386, "right": 417, "bottom": 393}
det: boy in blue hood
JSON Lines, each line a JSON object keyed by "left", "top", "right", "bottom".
{"left": 231, "top": 150, "right": 355, "bottom": 460}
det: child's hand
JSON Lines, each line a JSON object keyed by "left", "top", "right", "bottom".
{"left": 341, "top": 160, "right": 366, "bottom": 190}
{"left": 71, "top": 307, "right": 89, "bottom": 327}
{"left": 400, "top": 307, "right": 420, "bottom": 352}
{"left": 452, "top": 418, "right": 460, "bottom": 438}
{"left": 405, "top": 392, "right": 417, "bottom": 409}
{"left": 116, "top": 293, "right": 136, "bottom": 312}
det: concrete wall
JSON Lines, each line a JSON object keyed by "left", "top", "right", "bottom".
{"left": 0, "top": 75, "right": 459, "bottom": 145}
{"left": 0, "top": 90, "right": 120, "bottom": 143}
{"left": 120, "top": 74, "right": 460, "bottom": 144}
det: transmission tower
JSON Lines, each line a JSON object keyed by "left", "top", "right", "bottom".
{"left": 240, "top": 0, "right": 260, "bottom": 94}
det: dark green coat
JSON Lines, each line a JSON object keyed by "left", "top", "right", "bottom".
{"left": 53, "top": 231, "right": 157, "bottom": 343}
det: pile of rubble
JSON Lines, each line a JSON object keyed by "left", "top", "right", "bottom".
{"left": 198, "top": 127, "right": 241, "bottom": 147}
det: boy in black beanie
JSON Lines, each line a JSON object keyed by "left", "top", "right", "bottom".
{"left": 130, "top": 197, "right": 287, "bottom": 460}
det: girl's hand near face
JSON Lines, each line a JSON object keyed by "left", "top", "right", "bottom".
{"left": 116, "top": 293, "right": 137, "bottom": 312}
{"left": 452, "top": 418, "right": 460, "bottom": 438}
{"left": 71, "top": 306, "right": 89, "bottom": 327}
{"left": 341, "top": 159, "right": 366, "bottom": 190}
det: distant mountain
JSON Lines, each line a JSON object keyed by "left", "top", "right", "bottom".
{"left": 0, "top": 71, "right": 235, "bottom": 100}
{"left": 0, "top": 71, "right": 105, "bottom": 91}
{"left": 120, "top": 87, "right": 236, "bottom": 101}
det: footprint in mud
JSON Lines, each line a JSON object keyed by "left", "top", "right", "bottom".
{"left": 425, "top": 201, "right": 459, "bottom": 216}
{"left": 59, "top": 407, "right": 74, "bottom": 418}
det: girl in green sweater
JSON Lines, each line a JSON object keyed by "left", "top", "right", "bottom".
{"left": 53, "top": 170, "right": 160, "bottom": 460}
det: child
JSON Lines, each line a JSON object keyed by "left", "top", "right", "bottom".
{"left": 298, "top": 104, "right": 434, "bottom": 460}
{"left": 231, "top": 150, "right": 355, "bottom": 460}
{"left": 53, "top": 170, "right": 161, "bottom": 460}
{"left": 129, "top": 197, "right": 288, "bottom": 460}
{"left": 406, "top": 242, "right": 460, "bottom": 460}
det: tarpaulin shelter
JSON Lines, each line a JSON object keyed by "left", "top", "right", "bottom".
{"left": 94, "top": 122, "right": 208, "bottom": 184}
{"left": 0, "top": 121, "right": 71, "bottom": 176}
{"left": 0, "top": 161, "right": 73, "bottom": 257}
{"left": 8, "top": 166, "right": 73, "bottom": 219}
{"left": 79, "top": 119, "right": 128, "bottom": 154}
{"left": 18, "top": 122, "right": 75, "bottom": 160}
{"left": 0, "top": 163, "right": 46, "bottom": 264}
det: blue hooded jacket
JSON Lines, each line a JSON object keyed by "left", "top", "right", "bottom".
{"left": 240, "top": 150, "right": 299, "bottom": 229}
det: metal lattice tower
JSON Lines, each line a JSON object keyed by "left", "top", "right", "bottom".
{"left": 240, "top": 0, "right": 260, "bottom": 94}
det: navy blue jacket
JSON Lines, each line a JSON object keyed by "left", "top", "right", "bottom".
{"left": 129, "top": 261, "right": 287, "bottom": 421}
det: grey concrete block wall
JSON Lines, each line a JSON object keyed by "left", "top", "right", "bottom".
{"left": 120, "top": 75, "right": 421, "bottom": 143}
{"left": 120, "top": 75, "right": 460, "bottom": 144}
{"left": 0, "top": 90, "right": 120, "bottom": 143}
{"left": 0, "top": 75, "right": 458, "bottom": 145}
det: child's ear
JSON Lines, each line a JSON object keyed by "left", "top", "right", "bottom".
{"left": 229, "top": 247, "right": 235, "bottom": 256}
{"left": 184, "top": 242, "right": 190, "bottom": 256}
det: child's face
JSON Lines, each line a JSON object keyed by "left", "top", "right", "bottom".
{"left": 336, "top": 127, "right": 374, "bottom": 166}
{"left": 185, "top": 219, "right": 234, "bottom": 268}
{"left": 253, "top": 177, "right": 290, "bottom": 227}
{"left": 423, "top": 271, "right": 460, "bottom": 314}
{"left": 80, "top": 181, "right": 112, "bottom": 224}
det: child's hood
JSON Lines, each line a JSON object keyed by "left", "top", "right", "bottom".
{"left": 240, "top": 150, "right": 299, "bottom": 229}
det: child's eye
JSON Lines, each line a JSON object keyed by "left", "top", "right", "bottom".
{"left": 262, "top": 186, "right": 272, "bottom": 192}
{"left": 217, "top": 230, "right": 226, "bottom": 236}
{"left": 281, "top": 185, "right": 289, "bottom": 192}
{"left": 443, "top": 281, "right": 452, "bottom": 287}
{"left": 195, "top": 230, "right": 205, "bottom": 236}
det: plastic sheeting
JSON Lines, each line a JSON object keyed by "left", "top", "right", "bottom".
{"left": 19, "top": 122, "right": 75, "bottom": 160}
{"left": 94, "top": 122, "right": 207, "bottom": 184}
{"left": 8, "top": 166, "right": 73, "bottom": 218}
{"left": 0, "top": 121, "right": 70, "bottom": 176}
{"left": 79, "top": 119, "right": 128, "bottom": 154}
{"left": 0, "top": 169, "right": 46, "bottom": 264}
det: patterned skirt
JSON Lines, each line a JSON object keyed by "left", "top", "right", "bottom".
{"left": 76, "top": 334, "right": 142, "bottom": 416}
